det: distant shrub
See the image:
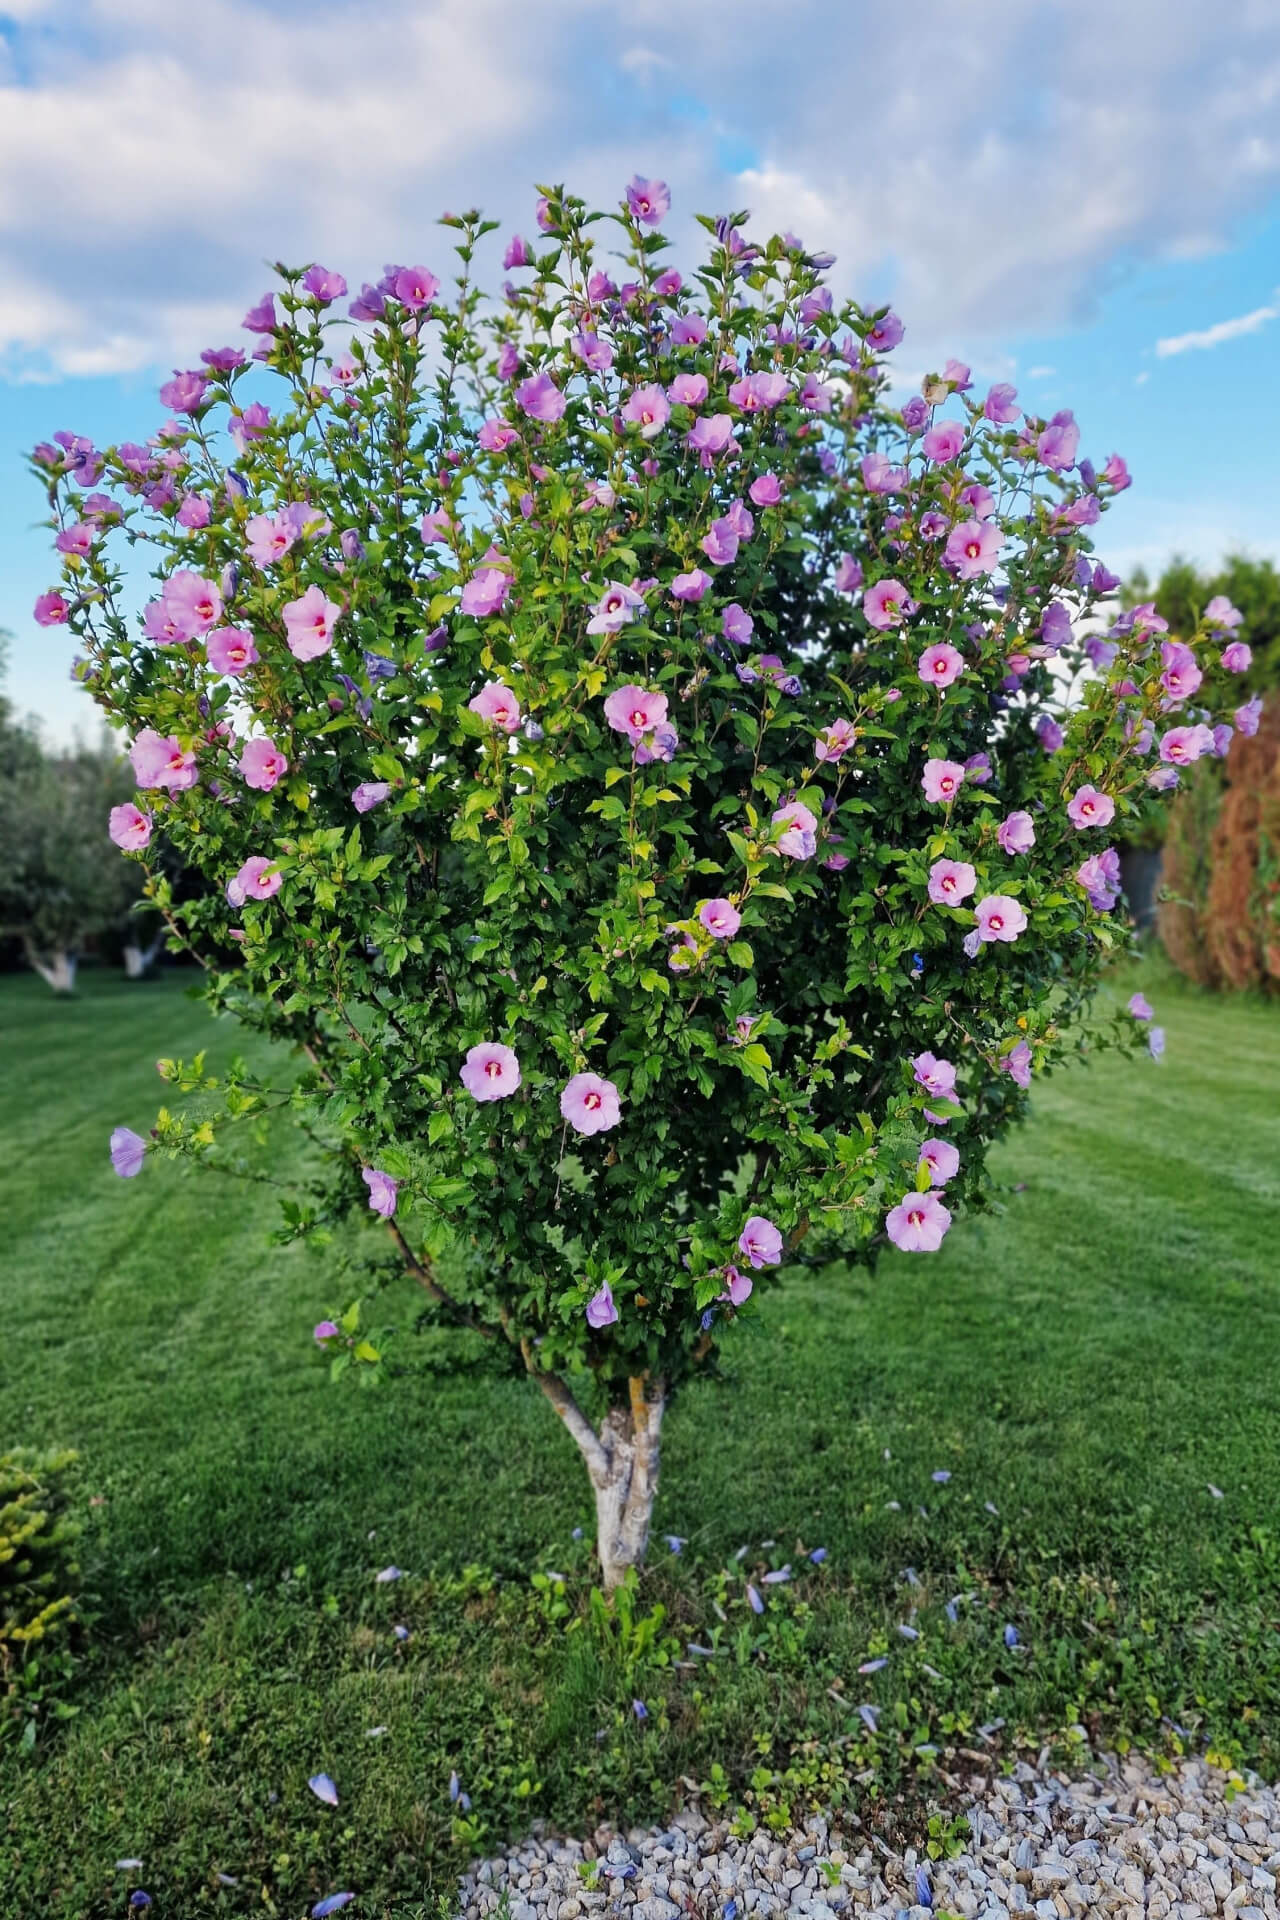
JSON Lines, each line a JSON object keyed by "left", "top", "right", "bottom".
{"left": 0, "top": 1448, "right": 81, "bottom": 1746}
{"left": 1159, "top": 701, "right": 1280, "bottom": 992}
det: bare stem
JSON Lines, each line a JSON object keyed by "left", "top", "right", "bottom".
{"left": 385, "top": 1218, "right": 493, "bottom": 1339}
{"left": 522, "top": 1343, "right": 611, "bottom": 1480}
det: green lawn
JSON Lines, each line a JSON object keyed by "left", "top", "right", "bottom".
{"left": 1, "top": 963, "right": 1278, "bottom": 1918}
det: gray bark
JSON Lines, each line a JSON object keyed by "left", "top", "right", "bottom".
{"left": 123, "top": 932, "right": 165, "bottom": 979}
{"left": 24, "top": 941, "right": 77, "bottom": 993}
{"left": 532, "top": 1370, "right": 666, "bottom": 1590}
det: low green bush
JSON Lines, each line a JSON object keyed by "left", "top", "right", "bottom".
{"left": 0, "top": 1447, "right": 81, "bottom": 1749}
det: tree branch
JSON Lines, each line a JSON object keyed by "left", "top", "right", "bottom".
{"left": 384, "top": 1218, "right": 495, "bottom": 1340}
{"left": 522, "top": 1342, "right": 610, "bottom": 1481}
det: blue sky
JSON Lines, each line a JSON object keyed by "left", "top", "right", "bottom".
{"left": 3, "top": 0, "right": 1279, "bottom": 741}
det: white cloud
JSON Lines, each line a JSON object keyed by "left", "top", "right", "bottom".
{"left": 0, "top": 0, "right": 1279, "bottom": 379}
{"left": 1155, "top": 303, "right": 1278, "bottom": 355}
{"left": 618, "top": 46, "right": 671, "bottom": 78}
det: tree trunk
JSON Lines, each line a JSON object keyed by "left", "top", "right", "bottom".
{"left": 123, "top": 932, "right": 165, "bottom": 979}
{"left": 531, "top": 1368, "right": 666, "bottom": 1591}
{"left": 23, "top": 940, "right": 77, "bottom": 993}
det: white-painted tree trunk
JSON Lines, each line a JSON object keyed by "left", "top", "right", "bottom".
{"left": 532, "top": 1370, "right": 667, "bottom": 1591}
{"left": 25, "top": 943, "right": 77, "bottom": 993}
{"left": 123, "top": 933, "right": 165, "bottom": 979}
{"left": 591, "top": 1394, "right": 666, "bottom": 1590}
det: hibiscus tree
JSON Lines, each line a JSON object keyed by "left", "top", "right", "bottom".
{"left": 35, "top": 181, "right": 1252, "bottom": 1585}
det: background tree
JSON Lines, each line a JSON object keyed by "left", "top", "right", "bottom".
{"left": 1159, "top": 703, "right": 1280, "bottom": 991}
{"left": 1124, "top": 556, "right": 1278, "bottom": 988}
{"left": 0, "top": 631, "right": 42, "bottom": 785}
{"left": 0, "top": 736, "right": 145, "bottom": 992}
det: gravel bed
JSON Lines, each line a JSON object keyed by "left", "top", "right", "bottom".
{"left": 457, "top": 1754, "right": 1279, "bottom": 1919}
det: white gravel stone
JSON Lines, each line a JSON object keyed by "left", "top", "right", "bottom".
{"left": 455, "top": 1754, "right": 1280, "bottom": 1920}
